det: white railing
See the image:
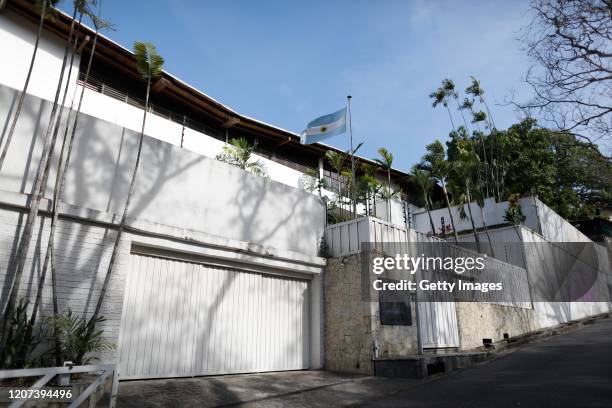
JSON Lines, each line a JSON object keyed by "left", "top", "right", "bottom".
{"left": 0, "top": 364, "right": 116, "bottom": 407}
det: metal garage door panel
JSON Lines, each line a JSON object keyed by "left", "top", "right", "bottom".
{"left": 118, "top": 254, "right": 310, "bottom": 379}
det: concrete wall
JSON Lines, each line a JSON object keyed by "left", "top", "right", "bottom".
{"left": 520, "top": 228, "right": 612, "bottom": 328}
{"left": 0, "top": 206, "right": 129, "bottom": 363}
{"left": 535, "top": 198, "right": 592, "bottom": 243}
{"left": 456, "top": 302, "right": 535, "bottom": 350}
{"left": 0, "top": 84, "right": 326, "bottom": 257}
{"left": 412, "top": 197, "right": 539, "bottom": 236}
{"left": 0, "top": 9, "right": 81, "bottom": 105}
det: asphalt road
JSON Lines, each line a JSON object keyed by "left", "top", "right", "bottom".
{"left": 366, "top": 317, "right": 612, "bottom": 408}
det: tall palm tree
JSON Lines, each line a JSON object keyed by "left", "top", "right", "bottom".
{"left": 39, "top": 1, "right": 90, "bottom": 192}
{"left": 0, "top": 0, "right": 60, "bottom": 172}
{"left": 463, "top": 99, "right": 491, "bottom": 199}
{"left": 0, "top": 1, "right": 82, "bottom": 349}
{"left": 419, "top": 141, "right": 459, "bottom": 242}
{"left": 374, "top": 147, "right": 394, "bottom": 223}
{"left": 216, "top": 137, "right": 267, "bottom": 176}
{"left": 442, "top": 78, "right": 471, "bottom": 133}
{"left": 411, "top": 166, "right": 436, "bottom": 235}
{"left": 84, "top": 42, "right": 164, "bottom": 345}
{"left": 28, "top": 6, "right": 110, "bottom": 365}
{"left": 429, "top": 86, "right": 456, "bottom": 132}
{"left": 453, "top": 143, "right": 483, "bottom": 252}
{"left": 466, "top": 76, "right": 502, "bottom": 200}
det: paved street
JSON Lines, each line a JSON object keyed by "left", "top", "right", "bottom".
{"left": 367, "top": 317, "right": 612, "bottom": 408}
{"left": 117, "top": 317, "right": 612, "bottom": 407}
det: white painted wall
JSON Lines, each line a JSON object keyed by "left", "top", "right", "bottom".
{"left": 519, "top": 227, "right": 612, "bottom": 328}
{"left": 0, "top": 10, "right": 320, "bottom": 194}
{"left": 412, "top": 197, "right": 540, "bottom": 236}
{"left": 535, "top": 197, "right": 592, "bottom": 243}
{"left": 0, "top": 85, "right": 326, "bottom": 257}
{"left": 0, "top": 10, "right": 81, "bottom": 106}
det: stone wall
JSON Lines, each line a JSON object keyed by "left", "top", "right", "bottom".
{"left": 324, "top": 254, "right": 374, "bottom": 374}
{"left": 324, "top": 251, "right": 419, "bottom": 375}
{"left": 456, "top": 302, "right": 535, "bottom": 350}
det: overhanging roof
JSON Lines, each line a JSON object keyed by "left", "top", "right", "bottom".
{"left": 5, "top": 0, "right": 413, "bottom": 183}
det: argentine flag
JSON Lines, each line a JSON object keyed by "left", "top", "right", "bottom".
{"left": 300, "top": 107, "right": 347, "bottom": 145}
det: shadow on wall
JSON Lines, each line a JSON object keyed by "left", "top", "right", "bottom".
{"left": 0, "top": 83, "right": 323, "bottom": 360}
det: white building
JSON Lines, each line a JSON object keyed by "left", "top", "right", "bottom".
{"left": 0, "top": 1, "right": 416, "bottom": 379}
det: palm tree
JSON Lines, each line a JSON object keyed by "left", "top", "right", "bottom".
{"left": 359, "top": 163, "right": 382, "bottom": 217}
{"left": 453, "top": 143, "right": 483, "bottom": 251}
{"left": 442, "top": 78, "right": 471, "bottom": 133}
{"left": 411, "top": 166, "right": 436, "bottom": 235}
{"left": 466, "top": 76, "right": 502, "bottom": 200}
{"left": 429, "top": 86, "right": 456, "bottom": 132}
{"left": 325, "top": 150, "right": 347, "bottom": 218}
{"left": 83, "top": 42, "right": 164, "bottom": 348}
{"left": 374, "top": 147, "right": 394, "bottom": 223}
{"left": 419, "top": 141, "right": 459, "bottom": 242}
{"left": 40, "top": 1, "right": 91, "bottom": 192}
{"left": 216, "top": 137, "right": 267, "bottom": 176}
{"left": 28, "top": 5, "right": 110, "bottom": 365}
{"left": 471, "top": 185, "right": 496, "bottom": 257}
{"left": 466, "top": 76, "right": 496, "bottom": 129}
{"left": 462, "top": 98, "right": 491, "bottom": 197}
{"left": 0, "top": 0, "right": 60, "bottom": 172}
{"left": 299, "top": 168, "right": 325, "bottom": 196}
{"left": 0, "top": 1, "right": 82, "bottom": 349}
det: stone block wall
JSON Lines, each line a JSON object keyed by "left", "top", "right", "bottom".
{"left": 456, "top": 302, "right": 535, "bottom": 350}
{"left": 324, "top": 251, "right": 420, "bottom": 374}
{"left": 324, "top": 254, "right": 374, "bottom": 374}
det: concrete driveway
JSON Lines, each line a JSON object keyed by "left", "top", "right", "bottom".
{"left": 117, "top": 370, "right": 420, "bottom": 407}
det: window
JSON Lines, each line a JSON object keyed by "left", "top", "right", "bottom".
{"left": 379, "top": 279, "right": 412, "bottom": 326}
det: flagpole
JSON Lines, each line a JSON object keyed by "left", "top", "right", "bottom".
{"left": 347, "top": 95, "right": 356, "bottom": 218}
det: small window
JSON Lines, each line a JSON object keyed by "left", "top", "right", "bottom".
{"left": 379, "top": 279, "right": 412, "bottom": 326}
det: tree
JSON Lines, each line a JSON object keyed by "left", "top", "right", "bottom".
{"left": 83, "top": 42, "right": 164, "bottom": 355}
{"left": 419, "top": 141, "right": 460, "bottom": 242}
{"left": 466, "top": 76, "right": 502, "bottom": 200}
{"left": 359, "top": 163, "right": 382, "bottom": 217}
{"left": 500, "top": 119, "right": 611, "bottom": 223}
{"left": 504, "top": 193, "right": 527, "bottom": 241}
{"left": 0, "top": 0, "right": 60, "bottom": 172}
{"left": 443, "top": 78, "right": 471, "bottom": 131}
{"left": 0, "top": 1, "right": 81, "bottom": 352}
{"left": 411, "top": 166, "right": 436, "bottom": 235}
{"left": 374, "top": 147, "right": 395, "bottom": 223}
{"left": 430, "top": 84, "right": 456, "bottom": 132}
{"left": 451, "top": 141, "right": 482, "bottom": 251}
{"left": 463, "top": 97, "right": 491, "bottom": 197}
{"left": 299, "top": 168, "right": 326, "bottom": 196}
{"left": 519, "top": 0, "right": 612, "bottom": 151}
{"left": 28, "top": 4, "right": 110, "bottom": 365}
{"left": 325, "top": 150, "right": 348, "bottom": 219}
{"left": 216, "top": 137, "right": 268, "bottom": 176}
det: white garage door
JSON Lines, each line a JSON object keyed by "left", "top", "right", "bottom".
{"left": 118, "top": 253, "right": 310, "bottom": 379}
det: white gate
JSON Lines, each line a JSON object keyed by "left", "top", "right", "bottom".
{"left": 418, "top": 302, "right": 460, "bottom": 349}
{"left": 118, "top": 253, "right": 310, "bottom": 379}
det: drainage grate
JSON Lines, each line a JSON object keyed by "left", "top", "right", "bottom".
{"left": 427, "top": 361, "right": 445, "bottom": 376}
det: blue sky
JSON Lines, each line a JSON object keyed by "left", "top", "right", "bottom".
{"left": 70, "top": 0, "right": 533, "bottom": 172}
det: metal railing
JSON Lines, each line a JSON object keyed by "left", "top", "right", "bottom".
{"left": 0, "top": 364, "right": 116, "bottom": 407}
